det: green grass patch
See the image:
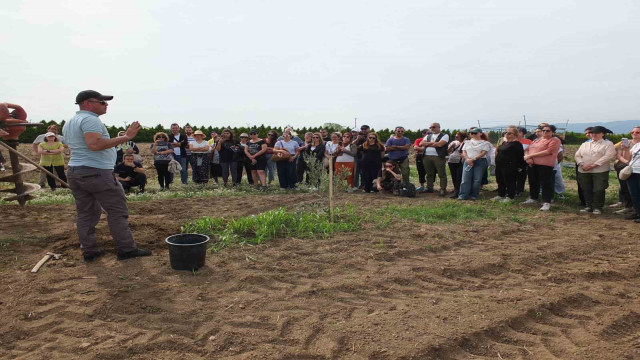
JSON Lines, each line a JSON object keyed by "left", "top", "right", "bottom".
{"left": 181, "top": 205, "right": 361, "bottom": 252}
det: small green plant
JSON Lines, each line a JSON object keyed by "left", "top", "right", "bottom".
{"left": 182, "top": 205, "right": 361, "bottom": 252}
{"left": 374, "top": 238, "right": 384, "bottom": 249}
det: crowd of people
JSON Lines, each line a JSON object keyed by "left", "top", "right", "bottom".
{"left": 16, "top": 112, "right": 640, "bottom": 223}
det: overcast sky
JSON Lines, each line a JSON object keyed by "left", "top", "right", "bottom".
{"left": 2, "top": 0, "right": 639, "bottom": 131}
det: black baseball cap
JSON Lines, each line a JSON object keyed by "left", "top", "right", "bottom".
{"left": 360, "top": 125, "right": 370, "bottom": 130}
{"left": 75, "top": 90, "right": 113, "bottom": 104}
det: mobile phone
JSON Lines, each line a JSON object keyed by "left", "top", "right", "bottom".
{"left": 622, "top": 138, "right": 629, "bottom": 147}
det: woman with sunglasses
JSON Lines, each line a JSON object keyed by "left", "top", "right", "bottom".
{"left": 612, "top": 126, "right": 640, "bottom": 215}
{"left": 447, "top": 131, "right": 467, "bottom": 198}
{"left": 492, "top": 126, "right": 526, "bottom": 202}
{"left": 376, "top": 160, "right": 402, "bottom": 193}
{"left": 264, "top": 130, "right": 279, "bottom": 185}
{"left": 523, "top": 125, "right": 562, "bottom": 211}
{"left": 621, "top": 126, "right": 640, "bottom": 222}
{"left": 150, "top": 132, "right": 174, "bottom": 190}
{"left": 215, "top": 128, "right": 240, "bottom": 186}
{"left": 273, "top": 131, "right": 300, "bottom": 189}
{"left": 245, "top": 130, "right": 268, "bottom": 189}
{"left": 358, "top": 132, "right": 386, "bottom": 193}
{"left": 302, "top": 133, "right": 325, "bottom": 186}
{"left": 458, "top": 128, "right": 491, "bottom": 200}
{"left": 335, "top": 132, "right": 357, "bottom": 189}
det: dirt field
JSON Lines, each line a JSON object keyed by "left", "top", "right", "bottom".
{"left": 1, "top": 187, "right": 640, "bottom": 359}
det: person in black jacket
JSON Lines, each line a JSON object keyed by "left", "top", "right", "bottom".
{"left": 168, "top": 123, "right": 189, "bottom": 185}
{"left": 303, "top": 132, "right": 325, "bottom": 186}
{"left": 358, "top": 132, "right": 386, "bottom": 193}
{"left": 493, "top": 126, "right": 526, "bottom": 201}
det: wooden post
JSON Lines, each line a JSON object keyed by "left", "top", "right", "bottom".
{"left": 329, "top": 155, "right": 334, "bottom": 223}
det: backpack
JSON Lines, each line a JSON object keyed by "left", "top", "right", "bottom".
{"left": 396, "top": 182, "right": 417, "bottom": 198}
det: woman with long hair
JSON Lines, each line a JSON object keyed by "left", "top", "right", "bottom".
{"left": 150, "top": 132, "right": 174, "bottom": 190}
{"left": 296, "top": 132, "right": 314, "bottom": 183}
{"left": 324, "top": 132, "right": 341, "bottom": 171}
{"left": 335, "top": 131, "right": 357, "bottom": 189}
{"left": 245, "top": 129, "right": 268, "bottom": 188}
{"left": 303, "top": 132, "right": 325, "bottom": 185}
{"left": 358, "top": 132, "right": 385, "bottom": 193}
{"left": 447, "top": 131, "right": 466, "bottom": 198}
{"left": 208, "top": 131, "right": 222, "bottom": 184}
{"left": 37, "top": 132, "right": 67, "bottom": 190}
{"left": 215, "top": 128, "right": 240, "bottom": 186}
{"left": 264, "top": 130, "right": 279, "bottom": 185}
{"left": 524, "top": 124, "right": 562, "bottom": 211}
{"left": 492, "top": 126, "right": 525, "bottom": 201}
{"left": 622, "top": 126, "right": 640, "bottom": 222}
{"left": 376, "top": 160, "right": 402, "bottom": 193}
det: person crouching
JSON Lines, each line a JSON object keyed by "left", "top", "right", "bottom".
{"left": 114, "top": 154, "right": 147, "bottom": 193}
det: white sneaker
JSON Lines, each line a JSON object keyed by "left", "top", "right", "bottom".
{"left": 614, "top": 208, "right": 633, "bottom": 215}
{"left": 491, "top": 196, "right": 505, "bottom": 201}
{"left": 500, "top": 198, "right": 512, "bottom": 203}
{"left": 592, "top": 209, "right": 602, "bottom": 215}
{"left": 540, "top": 203, "right": 551, "bottom": 211}
{"left": 522, "top": 198, "right": 537, "bottom": 205}
{"left": 579, "top": 207, "right": 592, "bottom": 213}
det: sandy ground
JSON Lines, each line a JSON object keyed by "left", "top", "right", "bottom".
{"left": 1, "top": 189, "right": 640, "bottom": 359}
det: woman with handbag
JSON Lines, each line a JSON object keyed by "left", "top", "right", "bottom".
{"left": 619, "top": 126, "right": 640, "bottom": 222}
{"left": 273, "top": 131, "right": 300, "bottom": 189}
{"left": 447, "top": 131, "right": 466, "bottom": 198}
{"left": 612, "top": 126, "right": 640, "bottom": 215}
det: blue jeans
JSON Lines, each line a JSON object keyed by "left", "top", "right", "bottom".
{"left": 458, "top": 158, "right": 488, "bottom": 200}
{"left": 626, "top": 173, "right": 640, "bottom": 215}
{"left": 173, "top": 155, "right": 188, "bottom": 184}
{"left": 265, "top": 154, "right": 276, "bottom": 183}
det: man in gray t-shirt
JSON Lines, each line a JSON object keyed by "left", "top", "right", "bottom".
{"left": 63, "top": 90, "right": 151, "bottom": 262}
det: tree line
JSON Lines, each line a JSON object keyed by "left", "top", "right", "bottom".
{"left": 17, "top": 120, "right": 632, "bottom": 145}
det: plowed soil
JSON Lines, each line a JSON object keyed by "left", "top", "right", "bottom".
{"left": 1, "top": 190, "right": 640, "bottom": 360}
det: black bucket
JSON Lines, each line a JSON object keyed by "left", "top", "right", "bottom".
{"left": 165, "top": 234, "right": 210, "bottom": 271}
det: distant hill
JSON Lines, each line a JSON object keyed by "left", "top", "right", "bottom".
{"left": 553, "top": 120, "right": 639, "bottom": 134}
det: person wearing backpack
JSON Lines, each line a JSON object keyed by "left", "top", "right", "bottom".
{"left": 420, "top": 122, "right": 449, "bottom": 196}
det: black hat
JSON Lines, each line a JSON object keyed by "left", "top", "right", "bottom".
{"left": 249, "top": 129, "right": 258, "bottom": 135}
{"left": 75, "top": 90, "right": 113, "bottom": 104}
{"left": 590, "top": 126, "right": 613, "bottom": 134}
{"left": 360, "top": 124, "right": 370, "bottom": 130}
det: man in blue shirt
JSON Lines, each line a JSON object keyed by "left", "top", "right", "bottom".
{"left": 63, "top": 90, "right": 151, "bottom": 262}
{"left": 385, "top": 126, "right": 411, "bottom": 183}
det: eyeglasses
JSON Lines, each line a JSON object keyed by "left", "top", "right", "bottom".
{"left": 385, "top": 164, "right": 394, "bottom": 168}
{"left": 312, "top": 136, "right": 320, "bottom": 138}
{"left": 87, "top": 100, "right": 108, "bottom": 105}
{"left": 631, "top": 131, "right": 640, "bottom": 134}
{"left": 470, "top": 132, "right": 478, "bottom": 135}
{"left": 429, "top": 126, "right": 437, "bottom": 129}
{"left": 542, "top": 130, "right": 552, "bottom": 133}
{"left": 368, "top": 137, "right": 377, "bottom": 140}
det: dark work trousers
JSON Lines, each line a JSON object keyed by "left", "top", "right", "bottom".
{"left": 615, "top": 165, "right": 633, "bottom": 208}
{"left": 354, "top": 160, "right": 363, "bottom": 188}
{"left": 67, "top": 166, "right": 137, "bottom": 255}
{"left": 219, "top": 161, "right": 238, "bottom": 185}
{"left": 42, "top": 165, "right": 67, "bottom": 190}
{"left": 528, "top": 164, "right": 554, "bottom": 203}
{"left": 496, "top": 165, "right": 519, "bottom": 199}
{"left": 276, "top": 160, "right": 297, "bottom": 189}
{"left": 296, "top": 156, "right": 306, "bottom": 184}
{"left": 516, "top": 163, "right": 528, "bottom": 194}
{"left": 415, "top": 155, "right": 426, "bottom": 186}
{"left": 362, "top": 163, "right": 380, "bottom": 193}
{"left": 448, "top": 161, "right": 463, "bottom": 196}
{"left": 236, "top": 160, "right": 253, "bottom": 185}
{"left": 576, "top": 164, "right": 585, "bottom": 206}
{"left": 626, "top": 173, "right": 640, "bottom": 215}
{"left": 119, "top": 173, "right": 147, "bottom": 192}
{"left": 154, "top": 161, "right": 171, "bottom": 189}
{"left": 577, "top": 171, "right": 610, "bottom": 210}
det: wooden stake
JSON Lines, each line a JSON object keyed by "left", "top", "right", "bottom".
{"left": 329, "top": 155, "right": 334, "bottom": 222}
